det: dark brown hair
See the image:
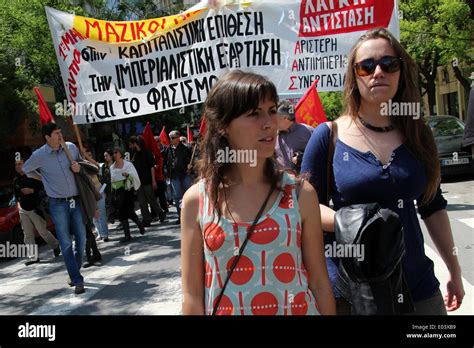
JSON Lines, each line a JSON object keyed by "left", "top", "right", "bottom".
{"left": 343, "top": 27, "right": 440, "bottom": 204}
{"left": 197, "top": 70, "right": 282, "bottom": 220}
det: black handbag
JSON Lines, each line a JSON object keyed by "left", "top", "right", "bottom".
{"left": 327, "top": 122, "right": 414, "bottom": 315}
{"left": 334, "top": 203, "right": 414, "bottom": 314}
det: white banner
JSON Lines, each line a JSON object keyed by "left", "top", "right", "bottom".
{"left": 45, "top": 0, "right": 399, "bottom": 124}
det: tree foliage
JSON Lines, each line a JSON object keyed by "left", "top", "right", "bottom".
{"left": 320, "top": 91, "right": 343, "bottom": 121}
{"left": 400, "top": 0, "right": 473, "bottom": 115}
{"left": 0, "top": 0, "right": 192, "bottom": 151}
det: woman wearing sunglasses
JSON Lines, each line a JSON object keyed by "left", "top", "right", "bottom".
{"left": 302, "top": 27, "right": 464, "bottom": 315}
{"left": 181, "top": 70, "right": 335, "bottom": 315}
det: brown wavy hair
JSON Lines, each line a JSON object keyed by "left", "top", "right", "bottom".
{"left": 197, "top": 70, "right": 282, "bottom": 221}
{"left": 343, "top": 27, "right": 440, "bottom": 205}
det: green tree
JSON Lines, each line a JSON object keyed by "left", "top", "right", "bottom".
{"left": 400, "top": 0, "right": 473, "bottom": 115}
{"left": 0, "top": 0, "right": 192, "bottom": 151}
{"left": 320, "top": 91, "right": 343, "bottom": 121}
{"left": 0, "top": 0, "right": 110, "bottom": 150}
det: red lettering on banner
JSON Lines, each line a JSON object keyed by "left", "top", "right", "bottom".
{"left": 130, "top": 21, "right": 136, "bottom": 40}
{"left": 294, "top": 41, "right": 301, "bottom": 54}
{"left": 292, "top": 60, "right": 298, "bottom": 72}
{"left": 148, "top": 20, "right": 159, "bottom": 33}
{"left": 67, "top": 49, "right": 81, "bottom": 114}
{"left": 85, "top": 19, "right": 102, "bottom": 40}
{"left": 105, "top": 22, "right": 120, "bottom": 42}
{"left": 116, "top": 23, "right": 131, "bottom": 42}
{"left": 58, "top": 29, "right": 84, "bottom": 61}
{"left": 299, "top": 0, "right": 393, "bottom": 37}
{"left": 288, "top": 76, "right": 297, "bottom": 90}
{"left": 135, "top": 21, "right": 147, "bottom": 39}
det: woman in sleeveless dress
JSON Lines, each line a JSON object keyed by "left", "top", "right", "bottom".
{"left": 181, "top": 70, "right": 335, "bottom": 315}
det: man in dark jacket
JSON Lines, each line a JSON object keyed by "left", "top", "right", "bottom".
{"left": 129, "top": 135, "right": 165, "bottom": 226}
{"left": 166, "top": 130, "right": 192, "bottom": 224}
{"left": 14, "top": 158, "right": 60, "bottom": 265}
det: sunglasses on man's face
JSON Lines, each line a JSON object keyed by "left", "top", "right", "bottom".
{"left": 354, "top": 56, "right": 402, "bottom": 77}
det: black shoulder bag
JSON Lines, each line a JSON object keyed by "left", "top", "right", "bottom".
{"left": 212, "top": 182, "right": 276, "bottom": 315}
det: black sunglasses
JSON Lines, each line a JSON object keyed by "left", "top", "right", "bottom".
{"left": 354, "top": 56, "right": 402, "bottom": 77}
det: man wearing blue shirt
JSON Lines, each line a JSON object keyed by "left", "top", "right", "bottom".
{"left": 22, "top": 123, "right": 86, "bottom": 295}
{"left": 275, "top": 100, "right": 313, "bottom": 173}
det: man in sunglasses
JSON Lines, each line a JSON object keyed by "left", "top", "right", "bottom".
{"left": 166, "top": 130, "right": 192, "bottom": 224}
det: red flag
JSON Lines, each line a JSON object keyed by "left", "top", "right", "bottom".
{"left": 198, "top": 117, "right": 206, "bottom": 137}
{"left": 295, "top": 80, "right": 327, "bottom": 128}
{"left": 187, "top": 125, "right": 193, "bottom": 143}
{"left": 143, "top": 122, "right": 161, "bottom": 159}
{"left": 34, "top": 87, "right": 54, "bottom": 127}
{"left": 143, "top": 123, "right": 165, "bottom": 181}
{"left": 159, "top": 126, "right": 170, "bottom": 146}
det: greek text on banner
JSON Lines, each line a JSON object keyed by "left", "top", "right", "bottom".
{"left": 45, "top": 0, "right": 399, "bottom": 124}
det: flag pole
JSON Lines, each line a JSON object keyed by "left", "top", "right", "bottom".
{"left": 189, "top": 143, "right": 197, "bottom": 165}
{"left": 65, "top": 115, "right": 86, "bottom": 155}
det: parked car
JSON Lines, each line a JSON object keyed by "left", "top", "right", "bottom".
{"left": 0, "top": 184, "right": 55, "bottom": 247}
{"left": 427, "top": 115, "right": 474, "bottom": 176}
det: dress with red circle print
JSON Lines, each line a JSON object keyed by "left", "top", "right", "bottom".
{"left": 199, "top": 171, "right": 319, "bottom": 315}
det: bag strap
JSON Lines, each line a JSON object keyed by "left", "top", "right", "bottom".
{"left": 212, "top": 181, "right": 276, "bottom": 315}
{"left": 326, "top": 121, "right": 338, "bottom": 205}
{"left": 296, "top": 178, "right": 304, "bottom": 199}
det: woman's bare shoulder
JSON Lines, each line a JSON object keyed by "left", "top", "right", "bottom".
{"left": 183, "top": 182, "right": 201, "bottom": 204}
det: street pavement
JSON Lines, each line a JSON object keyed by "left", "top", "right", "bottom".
{"left": 0, "top": 175, "right": 472, "bottom": 315}
{"left": 0, "top": 208, "right": 183, "bottom": 315}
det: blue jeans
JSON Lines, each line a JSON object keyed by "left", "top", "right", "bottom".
{"left": 48, "top": 197, "right": 86, "bottom": 286}
{"left": 93, "top": 196, "right": 109, "bottom": 238}
{"left": 171, "top": 175, "right": 192, "bottom": 218}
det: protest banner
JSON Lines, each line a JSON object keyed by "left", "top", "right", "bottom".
{"left": 45, "top": 0, "right": 400, "bottom": 125}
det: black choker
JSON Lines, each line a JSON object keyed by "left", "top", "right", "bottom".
{"left": 358, "top": 115, "right": 395, "bottom": 132}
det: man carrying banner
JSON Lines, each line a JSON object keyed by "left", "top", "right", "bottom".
{"left": 275, "top": 100, "right": 314, "bottom": 173}
{"left": 22, "top": 123, "right": 87, "bottom": 295}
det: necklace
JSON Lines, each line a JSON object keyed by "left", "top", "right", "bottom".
{"left": 358, "top": 115, "right": 395, "bottom": 133}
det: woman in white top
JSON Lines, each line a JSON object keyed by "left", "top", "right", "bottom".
{"left": 110, "top": 147, "right": 144, "bottom": 242}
